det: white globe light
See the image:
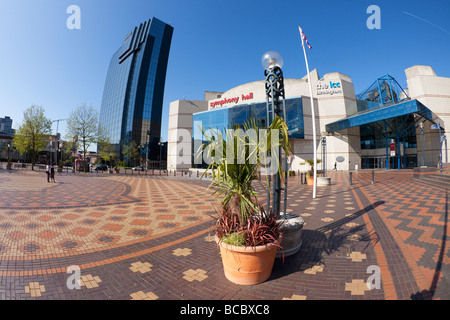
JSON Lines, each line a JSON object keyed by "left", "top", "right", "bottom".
{"left": 261, "top": 51, "right": 284, "bottom": 70}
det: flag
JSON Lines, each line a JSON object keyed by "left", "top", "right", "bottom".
{"left": 298, "top": 26, "right": 312, "bottom": 49}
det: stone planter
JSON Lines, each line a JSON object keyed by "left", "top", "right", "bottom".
{"left": 276, "top": 213, "right": 304, "bottom": 258}
{"left": 317, "top": 177, "right": 331, "bottom": 186}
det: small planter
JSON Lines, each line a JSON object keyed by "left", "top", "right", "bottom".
{"left": 306, "top": 176, "right": 314, "bottom": 185}
{"left": 317, "top": 177, "right": 331, "bottom": 186}
{"left": 276, "top": 214, "right": 304, "bottom": 258}
{"left": 215, "top": 236, "right": 278, "bottom": 285}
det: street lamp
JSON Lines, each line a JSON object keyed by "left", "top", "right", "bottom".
{"left": 420, "top": 122, "right": 425, "bottom": 167}
{"left": 7, "top": 143, "right": 10, "bottom": 161}
{"left": 146, "top": 129, "right": 151, "bottom": 170}
{"left": 262, "top": 51, "right": 287, "bottom": 218}
{"left": 158, "top": 141, "right": 165, "bottom": 170}
{"left": 321, "top": 132, "right": 327, "bottom": 177}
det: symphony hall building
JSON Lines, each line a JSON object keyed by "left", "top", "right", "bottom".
{"left": 167, "top": 65, "right": 449, "bottom": 173}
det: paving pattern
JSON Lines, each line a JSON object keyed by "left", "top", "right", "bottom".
{"left": 0, "top": 168, "right": 448, "bottom": 301}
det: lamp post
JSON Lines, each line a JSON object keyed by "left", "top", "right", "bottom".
{"left": 321, "top": 132, "right": 327, "bottom": 177}
{"left": 7, "top": 143, "right": 10, "bottom": 161}
{"left": 146, "top": 129, "right": 150, "bottom": 171}
{"left": 420, "top": 122, "right": 425, "bottom": 167}
{"left": 158, "top": 141, "right": 164, "bottom": 170}
{"left": 262, "top": 51, "right": 287, "bottom": 218}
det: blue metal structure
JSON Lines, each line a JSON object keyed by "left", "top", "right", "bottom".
{"left": 325, "top": 99, "right": 435, "bottom": 133}
{"left": 326, "top": 75, "right": 437, "bottom": 170}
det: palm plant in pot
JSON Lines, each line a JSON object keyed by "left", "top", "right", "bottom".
{"left": 301, "top": 158, "right": 322, "bottom": 186}
{"left": 198, "top": 116, "right": 291, "bottom": 285}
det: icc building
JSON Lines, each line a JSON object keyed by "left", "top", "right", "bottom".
{"left": 99, "top": 18, "right": 173, "bottom": 166}
{"left": 168, "top": 65, "right": 449, "bottom": 173}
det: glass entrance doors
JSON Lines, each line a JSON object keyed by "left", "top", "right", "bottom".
{"left": 362, "top": 155, "right": 417, "bottom": 169}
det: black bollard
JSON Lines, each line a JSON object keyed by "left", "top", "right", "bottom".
{"left": 372, "top": 170, "right": 374, "bottom": 184}
{"left": 300, "top": 172, "right": 303, "bottom": 184}
{"left": 349, "top": 172, "right": 353, "bottom": 185}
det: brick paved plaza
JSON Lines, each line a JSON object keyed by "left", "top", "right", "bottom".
{"left": 0, "top": 168, "right": 448, "bottom": 303}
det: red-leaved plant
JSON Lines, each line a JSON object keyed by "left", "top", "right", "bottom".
{"left": 215, "top": 205, "right": 283, "bottom": 249}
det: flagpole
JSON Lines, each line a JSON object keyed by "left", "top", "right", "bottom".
{"left": 299, "top": 27, "right": 317, "bottom": 199}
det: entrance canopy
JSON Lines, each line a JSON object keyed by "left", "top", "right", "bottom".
{"left": 326, "top": 99, "right": 436, "bottom": 133}
{"left": 325, "top": 74, "right": 439, "bottom": 170}
{"left": 326, "top": 74, "right": 436, "bottom": 133}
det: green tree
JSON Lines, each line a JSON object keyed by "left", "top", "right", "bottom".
{"left": 60, "top": 140, "right": 76, "bottom": 162}
{"left": 66, "top": 103, "right": 99, "bottom": 162}
{"left": 97, "top": 128, "right": 117, "bottom": 168}
{"left": 13, "top": 105, "right": 52, "bottom": 170}
{"left": 122, "top": 141, "right": 140, "bottom": 166}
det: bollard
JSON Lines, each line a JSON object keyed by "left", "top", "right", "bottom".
{"left": 182, "top": 170, "right": 183, "bottom": 177}
{"left": 174, "top": 170, "right": 176, "bottom": 176}
{"left": 300, "top": 172, "right": 303, "bottom": 184}
{"left": 197, "top": 170, "right": 199, "bottom": 178}
{"left": 349, "top": 172, "right": 353, "bottom": 185}
{"left": 372, "top": 170, "right": 374, "bottom": 184}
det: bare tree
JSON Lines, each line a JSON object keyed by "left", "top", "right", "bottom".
{"left": 66, "top": 103, "right": 99, "bottom": 163}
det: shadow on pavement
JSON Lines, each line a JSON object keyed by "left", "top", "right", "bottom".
{"left": 271, "top": 201, "right": 384, "bottom": 280}
{"left": 410, "top": 189, "right": 448, "bottom": 300}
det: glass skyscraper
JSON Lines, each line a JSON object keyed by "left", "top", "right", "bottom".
{"left": 99, "top": 18, "right": 173, "bottom": 164}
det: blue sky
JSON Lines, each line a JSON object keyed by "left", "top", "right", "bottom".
{"left": 1, "top": 0, "right": 449, "bottom": 146}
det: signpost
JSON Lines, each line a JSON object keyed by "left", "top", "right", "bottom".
{"left": 431, "top": 122, "right": 444, "bottom": 173}
{"left": 390, "top": 140, "right": 396, "bottom": 157}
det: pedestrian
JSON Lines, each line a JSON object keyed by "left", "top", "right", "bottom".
{"left": 46, "top": 163, "right": 50, "bottom": 182}
{"left": 50, "top": 165, "right": 55, "bottom": 183}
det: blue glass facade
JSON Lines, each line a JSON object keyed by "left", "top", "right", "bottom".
{"left": 192, "top": 97, "right": 304, "bottom": 167}
{"left": 99, "top": 18, "right": 173, "bottom": 163}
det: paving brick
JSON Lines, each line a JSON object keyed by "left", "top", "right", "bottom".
{"left": 0, "top": 169, "right": 448, "bottom": 300}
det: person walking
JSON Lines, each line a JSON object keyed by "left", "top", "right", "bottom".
{"left": 46, "top": 163, "right": 50, "bottom": 182}
{"left": 50, "top": 165, "right": 55, "bottom": 183}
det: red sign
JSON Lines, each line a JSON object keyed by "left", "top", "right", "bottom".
{"left": 390, "top": 142, "right": 395, "bottom": 156}
{"left": 210, "top": 92, "right": 254, "bottom": 109}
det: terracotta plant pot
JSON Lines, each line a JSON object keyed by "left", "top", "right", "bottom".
{"left": 306, "top": 176, "right": 314, "bottom": 185}
{"left": 215, "top": 236, "right": 278, "bottom": 285}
